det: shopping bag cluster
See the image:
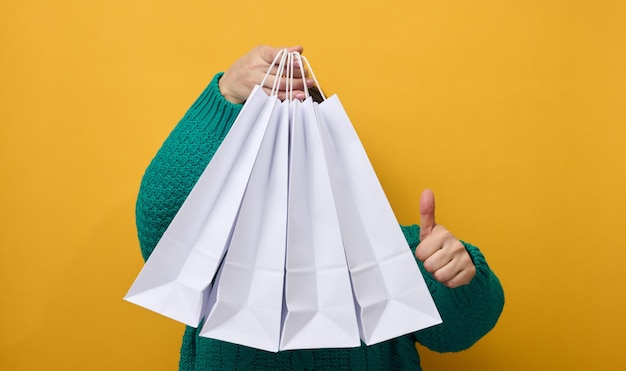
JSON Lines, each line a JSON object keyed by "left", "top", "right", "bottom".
{"left": 125, "top": 50, "right": 442, "bottom": 352}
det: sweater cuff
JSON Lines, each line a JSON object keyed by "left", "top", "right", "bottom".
{"left": 183, "top": 72, "right": 243, "bottom": 139}
{"left": 401, "top": 223, "right": 499, "bottom": 299}
{"left": 447, "top": 241, "right": 501, "bottom": 303}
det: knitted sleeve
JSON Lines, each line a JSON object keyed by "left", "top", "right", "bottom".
{"left": 135, "top": 73, "right": 243, "bottom": 261}
{"left": 401, "top": 224, "right": 505, "bottom": 352}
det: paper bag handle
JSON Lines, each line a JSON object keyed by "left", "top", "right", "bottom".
{"left": 259, "top": 48, "right": 326, "bottom": 101}
{"left": 299, "top": 54, "right": 326, "bottom": 101}
{"left": 259, "top": 48, "right": 290, "bottom": 98}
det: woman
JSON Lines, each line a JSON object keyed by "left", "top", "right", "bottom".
{"left": 135, "top": 45, "right": 505, "bottom": 370}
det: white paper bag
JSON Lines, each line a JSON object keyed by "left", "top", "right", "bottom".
{"left": 316, "top": 94, "right": 443, "bottom": 345}
{"left": 124, "top": 84, "right": 280, "bottom": 327}
{"left": 199, "top": 96, "right": 290, "bottom": 352}
{"left": 279, "top": 98, "right": 360, "bottom": 350}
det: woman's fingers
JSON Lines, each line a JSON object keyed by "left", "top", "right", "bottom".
{"left": 416, "top": 225, "right": 477, "bottom": 288}
{"left": 261, "top": 74, "right": 314, "bottom": 93}
{"left": 262, "top": 87, "right": 309, "bottom": 101}
{"left": 221, "top": 45, "right": 315, "bottom": 103}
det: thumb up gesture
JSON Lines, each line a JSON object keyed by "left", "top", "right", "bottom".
{"left": 415, "top": 190, "right": 476, "bottom": 288}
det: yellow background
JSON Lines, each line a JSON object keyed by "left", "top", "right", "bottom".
{"left": 2, "top": 0, "right": 625, "bottom": 370}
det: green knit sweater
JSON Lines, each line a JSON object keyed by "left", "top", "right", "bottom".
{"left": 135, "top": 73, "right": 505, "bottom": 371}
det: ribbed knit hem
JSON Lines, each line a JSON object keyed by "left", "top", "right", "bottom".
{"left": 446, "top": 241, "right": 498, "bottom": 304}
{"left": 184, "top": 72, "right": 243, "bottom": 139}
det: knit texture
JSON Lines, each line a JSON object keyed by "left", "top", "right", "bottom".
{"left": 135, "top": 73, "right": 505, "bottom": 370}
